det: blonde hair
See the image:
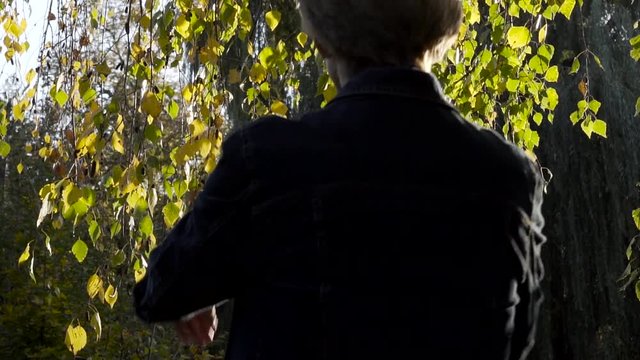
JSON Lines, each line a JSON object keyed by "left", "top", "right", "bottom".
{"left": 298, "top": 0, "right": 462, "bottom": 69}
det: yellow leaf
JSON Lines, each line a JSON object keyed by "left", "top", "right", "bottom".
{"left": 265, "top": 10, "right": 281, "bottom": 31}
{"left": 175, "top": 14, "right": 191, "bottom": 38}
{"left": 141, "top": 91, "right": 162, "bottom": 118}
{"left": 296, "top": 32, "right": 308, "bottom": 47}
{"left": 16, "top": 162, "right": 24, "bottom": 174}
{"left": 86, "top": 274, "right": 103, "bottom": 299}
{"left": 105, "top": 284, "right": 118, "bottom": 309}
{"left": 8, "top": 19, "right": 26, "bottom": 38}
{"left": 189, "top": 119, "right": 207, "bottom": 138}
{"left": 111, "top": 132, "right": 125, "bottom": 154}
{"left": 271, "top": 100, "right": 288, "bottom": 117}
{"left": 18, "top": 242, "right": 31, "bottom": 265}
{"left": 198, "top": 138, "right": 213, "bottom": 157}
{"left": 249, "top": 63, "right": 267, "bottom": 83}
{"left": 182, "top": 84, "right": 194, "bottom": 102}
{"left": 204, "top": 155, "right": 217, "bottom": 173}
{"left": 134, "top": 266, "right": 146, "bottom": 283}
{"left": 228, "top": 69, "right": 242, "bottom": 84}
{"left": 26, "top": 69, "right": 36, "bottom": 83}
{"left": 65, "top": 324, "right": 87, "bottom": 355}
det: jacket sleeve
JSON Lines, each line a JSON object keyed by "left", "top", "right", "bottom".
{"left": 509, "top": 161, "right": 547, "bottom": 360}
{"left": 134, "top": 129, "right": 253, "bottom": 323}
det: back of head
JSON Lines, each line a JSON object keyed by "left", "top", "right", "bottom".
{"left": 298, "top": 0, "right": 463, "bottom": 69}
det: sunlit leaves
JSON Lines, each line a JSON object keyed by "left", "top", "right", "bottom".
{"left": 65, "top": 324, "right": 87, "bottom": 355}
{"left": 54, "top": 90, "right": 69, "bottom": 107}
{"left": 142, "top": 91, "right": 162, "bottom": 118}
{"left": 570, "top": 58, "right": 581, "bottom": 74}
{"left": 265, "top": 10, "right": 281, "bottom": 31}
{"left": 631, "top": 35, "right": 640, "bottom": 61}
{"left": 297, "top": 32, "right": 308, "bottom": 47}
{"left": 635, "top": 97, "right": 640, "bottom": 117}
{"left": 86, "top": 274, "right": 103, "bottom": 299}
{"left": 259, "top": 46, "right": 276, "bottom": 69}
{"left": 592, "top": 119, "right": 607, "bottom": 138}
{"left": 507, "top": 26, "right": 530, "bottom": 48}
{"left": 271, "top": 100, "right": 288, "bottom": 117}
{"left": 71, "top": 239, "right": 89, "bottom": 263}
{"left": 633, "top": 209, "right": 640, "bottom": 230}
{"left": 558, "top": 0, "right": 576, "bottom": 20}
{"left": 0, "top": 139, "right": 10, "bottom": 158}
{"left": 175, "top": 14, "right": 191, "bottom": 38}
{"left": 105, "top": 284, "right": 118, "bottom": 309}
{"left": 545, "top": 66, "right": 559, "bottom": 82}
{"left": 163, "top": 202, "right": 181, "bottom": 227}
{"left": 112, "top": 132, "right": 125, "bottom": 154}
{"left": 168, "top": 101, "right": 180, "bottom": 119}
{"left": 249, "top": 63, "right": 267, "bottom": 83}
{"left": 18, "top": 241, "right": 31, "bottom": 265}
{"left": 140, "top": 215, "right": 154, "bottom": 238}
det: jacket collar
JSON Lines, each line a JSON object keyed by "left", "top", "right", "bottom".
{"left": 329, "top": 66, "right": 455, "bottom": 111}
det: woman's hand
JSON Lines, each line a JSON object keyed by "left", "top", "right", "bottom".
{"left": 175, "top": 306, "right": 218, "bottom": 346}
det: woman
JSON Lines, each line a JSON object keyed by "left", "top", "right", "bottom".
{"left": 134, "top": 1, "right": 546, "bottom": 359}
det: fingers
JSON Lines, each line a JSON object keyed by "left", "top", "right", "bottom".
{"left": 175, "top": 307, "right": 218, "bottom": 346}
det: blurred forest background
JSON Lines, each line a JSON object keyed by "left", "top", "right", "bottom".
{"left": 0, "top": 0, "right": 639, "bottom": 359}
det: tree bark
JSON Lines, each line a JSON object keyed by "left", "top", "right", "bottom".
{"left": 533, "top": 1, "right": 640, "bottom": 359}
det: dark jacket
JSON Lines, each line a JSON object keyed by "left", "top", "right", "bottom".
{"left": 134, "top": 67, "right": 546, "bottom": 360}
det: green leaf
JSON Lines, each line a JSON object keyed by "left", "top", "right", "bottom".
{"left": 632, "top": 208, "right": 640, "bottom": 230}
{"left": 82, "top": 89, "right": 97, "bottom": 104}
{"left": 65, "top": 324, "right": 87, "bottom": 355}
{"left": 558, "top": 0, "right": 576, "bottom": 20}
{"left": 592, "top": 119, "right": 607, "bottom": 138}
{"left": 533, "top": 113, "right": 544, "bottom": 126}
{"left": 570, "top": 58, "right": 581, "bottom": 74}
{"left": 635, "top": 97, "right": 640, "bottom": 117}
{"left": 86, "top": 274, "right": 103, "bottom": 299}
{"left": 265, "top": 10, "right": 281, "bottom": 31}
{"left": 546, "top": 88, "right": 559, "bottom": 110}
{"left": 88, "top": 220, "right": 101, "bottom": 244}
{"left": 168, "top": 100, "right": 179, "bottom": 119}
{"left": 90, "top": 311, "right": 102, "bottom": 341}
{"left": 0, "top": 140, "right": 9, "bottom": 158}
{"left": 506, "top": 26, "right": 531, "bottom": 48}
{"left": 545, "top": 66, "right": 559, "bottom": 82}
{"left": 71, "top": 239, "right": 89, "bottom": 263}
{"left": 55, "top": 91, "right": 69, "bottom": 107}
{"left": 18, "top": 241, "right": 31, "bottom": 265}
{"left": 593, "top": 54, "right": 604, "bottom": 69}
{"left": 140, "top": 215, "right": 154, "bottom": 238}
{"left": 111, "top": 249, "right": 125, "bottom": 267}
{"left": 144, "top": 124, "right": 162, "bottom": 142}
{"left": 589, "top": 99, "right": 602, "bottom": 114}
{"left": 163, "top": 202, "right": 181, "bottom": 227}
{"left": 636, "top": 281, "right": 640, "bottom": 302}
{"left": 506, "top": 78, "right": 519, "bottom": 93}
